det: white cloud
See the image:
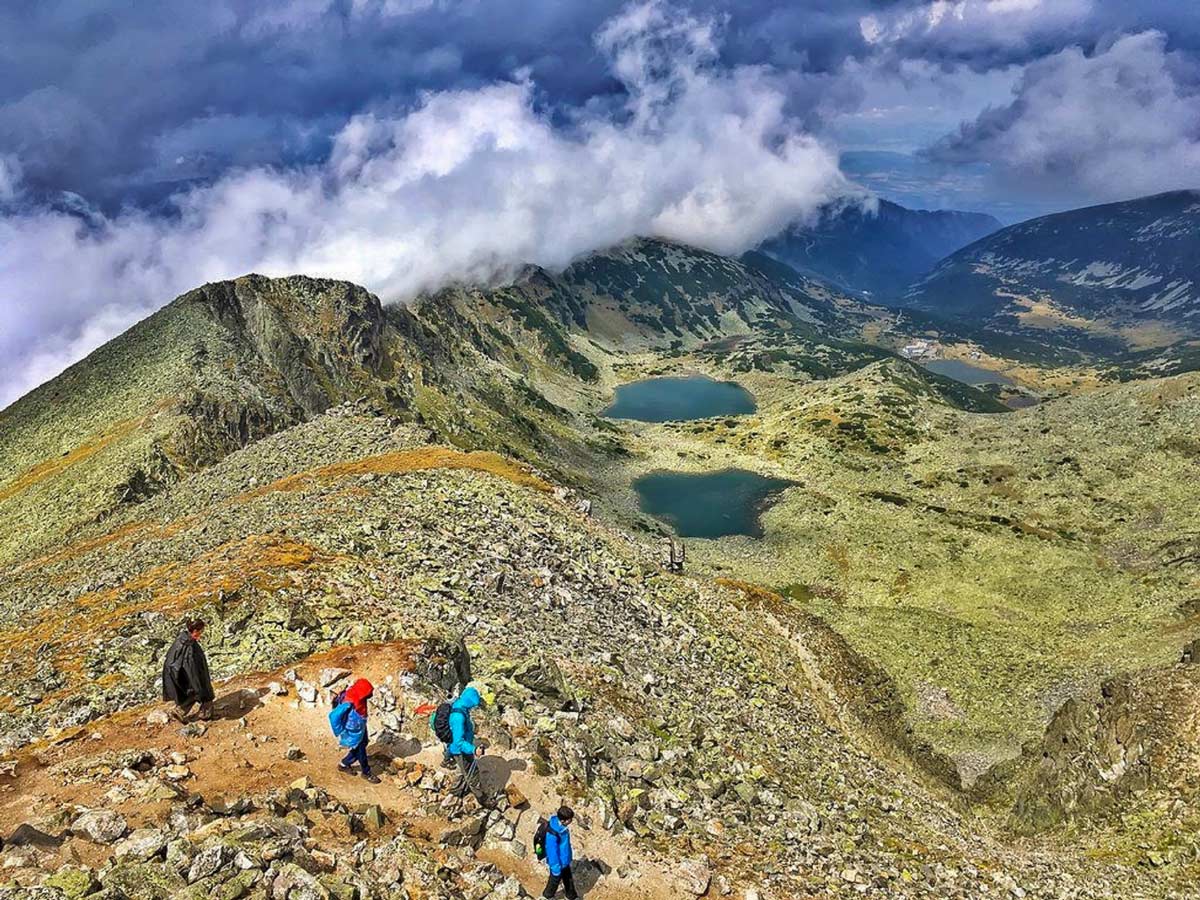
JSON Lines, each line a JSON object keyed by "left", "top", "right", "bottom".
{"left": 928, "top": 31, "right": 1200, "bottom": 201}
{"left": 0, "top": 0, "right": 850, "bottom": 409}
{"left": 861, "top": 0, "right": 1094, "bottom": 55}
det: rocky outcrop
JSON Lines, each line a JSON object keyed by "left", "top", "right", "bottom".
{"left": 973, "top": 657, "right": 1200, "bottom": 837}
{"left": 188, "top": 275, "right": 390, "bottom": 416}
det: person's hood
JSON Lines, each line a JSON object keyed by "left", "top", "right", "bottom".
{"left": 452, "top": 686, "right": 481, "bottom": 710}
{"left": 344, "top": 678, "right": 373, "bottom": 715}
{"left": 548, "top": 816, "right": 570, "bottom": 835}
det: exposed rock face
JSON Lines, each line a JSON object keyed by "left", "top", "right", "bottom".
{"left": 1010, "top": 679, "right": 1149, "bottom": 830}
{"left": 189, "top": 275, "right": 389, "bottom": 416}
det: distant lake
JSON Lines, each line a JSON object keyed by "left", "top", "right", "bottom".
{"left": 924, "top": 359, "right": 1015, "bottom": 386}
{"left": 604, "top": 375, "right": 756, "bottom": 422}
{"left": 634, "top": 469, "right": 793, "bottom": 538}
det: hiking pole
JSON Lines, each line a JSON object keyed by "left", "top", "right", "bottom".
{"left": 453, "top": 754, "right": 481, "bottom": 816}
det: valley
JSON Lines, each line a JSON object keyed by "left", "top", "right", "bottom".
{"left": 1, "top": 233, "right": 1199, "bottom": 898}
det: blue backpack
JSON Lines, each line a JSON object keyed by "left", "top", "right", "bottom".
{"left": 328, "top": 689, "right": 351, "bottom": 738}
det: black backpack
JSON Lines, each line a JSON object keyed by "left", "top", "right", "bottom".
{"left": 533, "top": 818, "right": 549, "bottom": 860}
{"left": 432, "top": 701, "right": 455, "bottom": 744}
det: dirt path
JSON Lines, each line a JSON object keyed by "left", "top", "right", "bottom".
{"left": 0, "top": 642, "right": 689, "bottom": 900}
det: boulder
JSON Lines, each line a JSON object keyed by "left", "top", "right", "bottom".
{"left": 677, "top": 856, "right": 712, "bottom": 896}
{"left": 43, "top": 865, "right": 100, "bottom": 899}
{"left": 360, "top": 804, "right": 386, "bottom": 831}
{"left": 188, "top": 844, "right": 228, "bottom": 883}
{"left": 512, "top": 656, "right": 571, "bottom": 706}
{"left": 413, "top": 633, "right": 472, "bottom": 694}
{"left": 71, "top": 809, "right": 128, "bottom": 844}
{"left": 296, "top": 682, "right": 318, "bottom": 704}
{"left": 114, "top": 827, "right": 168, "bottom": 860}
{"left": 504, "top": 784, "right": 529, "bottom": 809}
{"left": 272, "top": 861, "right": 332, "bottom": 900}
{"left": 319, "top": 668, "right": 352, "bottom": 688}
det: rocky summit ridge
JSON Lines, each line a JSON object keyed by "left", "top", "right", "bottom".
{"left": 1, "top": 237, "right": 1199, "bottom": 899}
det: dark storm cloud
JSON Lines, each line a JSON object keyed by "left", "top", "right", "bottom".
{"left": 0, "top": 0, "right": 855, "bottom": 407}
{"left": 4, "top": 0, "right": 1193, "bottom": 207}
{"left": 1, "top": 0, "right": 1199, "bottom": 408}
{"left": 0, "top": 1, "right": 929, "bottom": 205}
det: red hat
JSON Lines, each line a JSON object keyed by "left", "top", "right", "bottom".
{"left": 344, "top": 678, "right": 373, "bottom": 715}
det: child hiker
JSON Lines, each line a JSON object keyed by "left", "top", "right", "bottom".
{"left": 537, "top": 805, "right": 579, "bottom": 899}
{"left": 329, "top": 678, "right": 381, "bottom": 784}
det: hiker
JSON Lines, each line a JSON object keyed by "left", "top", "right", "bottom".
{"left": 330, "top": 678, "right": 380, "bottom": 784}
{"left": 434, "top": 686, "right": 489, "bottom": 805}
{"left": 162, "top": 618, "right": 215, "bottom": 722}
{"left": 538, "top": 805, "right": 579, "bottom": 899}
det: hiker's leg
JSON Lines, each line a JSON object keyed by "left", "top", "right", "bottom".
{"left": 453, "top": 753, "right": 473, "bottom": 796}
{"left": 353, "top": 735, "right": 371, "bottom": 774}
{"left": 462, "top": 754, "right": 487, "bottom": 803}
{"left": 542, "top": 873, "right": 562, "bottom": 898}
{"left": 197, "top": 701, "right": 214, "bottom": 721}
{"left": 339, "top": 747, "right": 358, "bottom": 770}
{"left": 561, "top": 866, "right": 579, "bottom": 900}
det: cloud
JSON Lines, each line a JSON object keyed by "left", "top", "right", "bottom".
{"left": 0, "top": 155, "right": 20, "bottom": 201}
{"left": 0, "top": 0, "right": 851, "bottom": 409}
{"left": 926, "top": 31, "right": 1200, "bottom": 202}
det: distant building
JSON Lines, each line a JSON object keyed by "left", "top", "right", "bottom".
{"left": 900, "top": 339, "right": 938, "bottom": 359}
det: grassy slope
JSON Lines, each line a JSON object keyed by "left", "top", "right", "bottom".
{"left": 610, "top": 355, "right": 1200, "bottom": 776}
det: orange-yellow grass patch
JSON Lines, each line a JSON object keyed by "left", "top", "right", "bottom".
{"left": 715, "top": 577, "right": 788, "bottom": 611}
{"left": 10, "top": 514, "right": 202, "bottom": 578}
{"left": 0, "top": 533, "right": 337, "bottom": 701}
{"left": 0, "top": 416, "right": 146, "bottom": 503}
{"left": 235, "top": 447, "right": 552, "bottom": 501}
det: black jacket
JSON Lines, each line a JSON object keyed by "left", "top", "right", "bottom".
{"left": 162, "top": 631, "right": 214, "bottom": 704}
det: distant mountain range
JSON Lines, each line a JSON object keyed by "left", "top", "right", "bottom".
{"left": 904, "top": 191, "right": 1200, "bottom": 330}
{"left": 758, "top": 198, "right": 1001, "bottom": 300}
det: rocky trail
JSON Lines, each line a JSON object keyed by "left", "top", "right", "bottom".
{"left": 0, "top": 642, "right": 687, "bottom": 899}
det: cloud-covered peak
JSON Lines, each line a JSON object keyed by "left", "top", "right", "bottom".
{"left": 0, "top": 0, "right": 850, "bottom": 408}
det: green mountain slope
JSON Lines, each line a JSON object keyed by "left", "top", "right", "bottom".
{"left": 759, "top": 198, "right": 1001, "bottom": 300}
{"left": 902, "top": 191, "right": 1200, "bottom": 359}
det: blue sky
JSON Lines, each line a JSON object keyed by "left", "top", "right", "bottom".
{"left": 0, "top": 0, "right": 1198, "bottom": 404}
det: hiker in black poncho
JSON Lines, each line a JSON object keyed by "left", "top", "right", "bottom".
{"left": 162, "top": 619, "right": 215, "bottom": 722}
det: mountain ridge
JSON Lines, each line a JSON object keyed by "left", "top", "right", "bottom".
{"left": 757, "top": 198, "right": 1002, "bottom": 300}
{"left": 902, "top": 190, "right": 1200, "bottom": 345}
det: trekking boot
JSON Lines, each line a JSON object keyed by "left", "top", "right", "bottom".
{"left": 362, "top": 771, "right": 381, "bottom": 785}
{"left": 337, "top": 763, "right": 355, "bottom": 775}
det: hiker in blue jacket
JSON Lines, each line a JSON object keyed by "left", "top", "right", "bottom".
{"left": 541, "top": 806, "right": 579, "bottom": 899}
{"left": 330, "top": 679, "right": 380, "bottom": 784}
{"left": 446, "top": 686, "right": 489, "bottom": 804}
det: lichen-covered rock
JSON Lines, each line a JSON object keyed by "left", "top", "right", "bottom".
{"left": 114, "top": 827, "right": 168, "bottom": 861}
{"left": 42, "top": 865, "right": 99, "bottom": 899}
{"left": 70, "top": 808, "right": 128, "bottom": 844}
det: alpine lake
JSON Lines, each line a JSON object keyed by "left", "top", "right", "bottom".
{"left": 604, "top": 375, "right": 793, "bottom": 538}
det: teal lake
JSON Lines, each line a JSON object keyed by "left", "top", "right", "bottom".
{"left": 634, "top": 468, "right": 793, "bottom": 538}
{"left": 924, "top": 359, "right": 1015, "bottom": 386}
{"left": 603, "top": 375, "right": 756, "bottom": 422}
